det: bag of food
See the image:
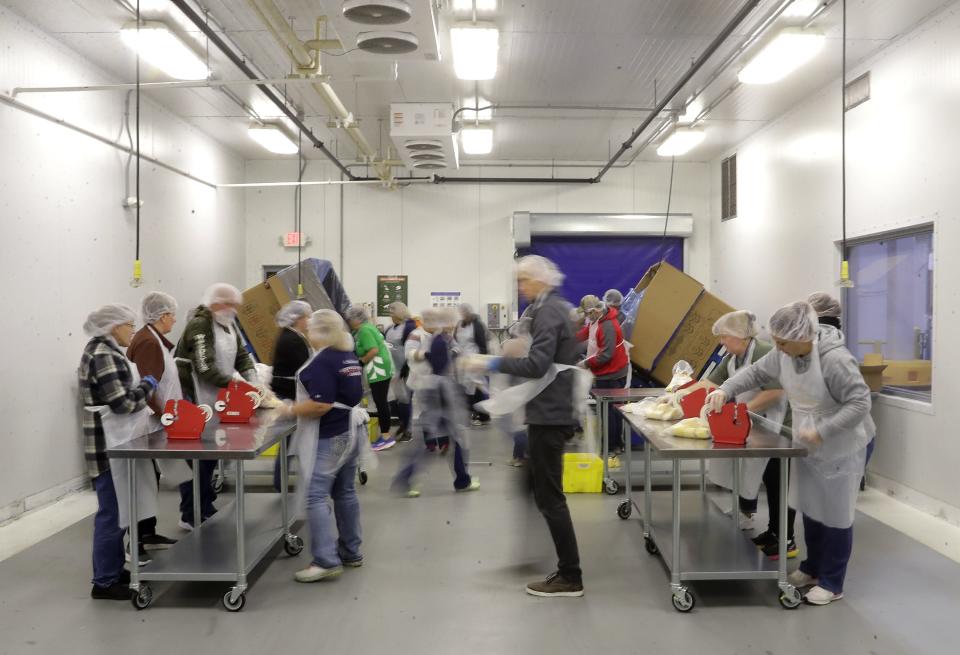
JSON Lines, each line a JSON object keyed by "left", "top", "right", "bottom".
{"left": 666, "top": 417, "right": 711, "bottom": 439}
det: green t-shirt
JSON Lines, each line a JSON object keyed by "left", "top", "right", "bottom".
{"left": 355, "top": 322, "right": 394, "bottom": 384}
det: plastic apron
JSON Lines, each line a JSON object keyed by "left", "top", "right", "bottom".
{"left": 456, "top": 323, "right": 486, "bottom": 396}
{"left": 144, "top": 327, "right": 193, "bottom": 485}
{"left": 193, "top": 321, "right": 239, "bottom": 408}
{"left": 291, "top": 350, "right": 374, "bottom": 518}
{"left": 477, "top": 363, "right": 594, "bottom": 428}
{"left": 780, "top": 342, "right": 868, "bottom": 529}
{"left": 707, "top": 340, "right": 788, "bottom": 497}
{"left": 88, "top": 361, "right": 157, "bottom": 529}
{"left": 385, "top": 326, "right": 410, "bottom": 404}
{"left": 587, "top": 320, "right": 633, "bottom": 389}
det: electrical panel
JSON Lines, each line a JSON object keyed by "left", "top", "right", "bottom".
{"left": 486, "top": 302, "right": 508, "bottom": 330}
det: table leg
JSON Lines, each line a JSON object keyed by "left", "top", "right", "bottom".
{"left": 231, "top": 460, "right": 247, "bottom": 601}
{"left": 192, "top": 459, "right": 201, "bottom": 530}
{"left": 280, "top": 434, "right": 290, "bottom": 534}
{"left": 599, "top": 399, "right": 609, "bottom": 484}
{"left": 643, "top": 432, "right": 652, "bottom": 537}
{"left": 671, "top": 459, "right": 681, "bottom": 588}
{"left": 779, "top": 457, "right": 788, "bottom": 584}
{"left": 699, "top": 459, "right": 706, "bottom": 497}
{"left": 624, "top": 410, "right": 632, "bottom": 507}
{"left": 732, "top": 457, "right": 741, "bottom": 533}
{"left": 128, "top": 460, "right": 139, "bottom": 590}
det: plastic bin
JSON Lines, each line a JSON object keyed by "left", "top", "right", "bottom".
{"left": 562, "top": 453, "right": 603, "bottom": 493}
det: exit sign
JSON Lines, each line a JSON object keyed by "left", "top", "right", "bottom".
{"left": 283, "top": 232, "right": 304, "bottom": 247}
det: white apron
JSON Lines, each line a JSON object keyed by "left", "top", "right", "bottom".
{"left": 781, "top": 341, "right": 868, "bottom": 529}
{"left": 456, "top": 322, "right": 486, "bottom": 396}
{"left": 193, "top": 321, "right": 239, "bottom": 408}
{"left": 707, "top": 340, "right": 788, "bottom": 497}
{"left": 144, "top": 327, "right": 193, "bottom": 485}
{"left": 291, "top": 350, "right": 374, "bottom": 517}
{"left": 88, "top": 361, "right": 157, "bottom": 530}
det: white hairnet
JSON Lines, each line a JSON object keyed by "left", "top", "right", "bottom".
{"left": 422, "top": 307, "right": 457, "bottom": 329}
{"left": 387, "top": 301, "right": 411, "bottom": 320}
{"left": 202, "top": 283, "right": 242, "bottom": 307}
{"left": 712, "top": 310, "right": 759, "bottom": 340}
{"left": 808, "top": 292, "right": 842, "bottom": 318}
{"left": 141, "top": 292, "right": 178, "bottom": 324}
{"left": 579, "top": 294, "right": 604, "bottom": 313}
{"left": 307, "top": 309, "right": 352, "bottom": 351}
{"left": 603, "top": 289, "right": 623, "bottom": 307}
{"left": 517, "top": 255, "right": 564, "bottom": 288}
{"left": 276, "top": 300, "right": 312, "bottom": 328}
{"left": 769, "top": 301, "right": 820, "bottom": 342}
{"left": 460, "top": 303, "right": 474, "bottom": 317}
{"left": 84, "top": 304, "right": 136, "bottom": 337}
{"left": 344, "top": 304, "right": 369, "bottom": 324}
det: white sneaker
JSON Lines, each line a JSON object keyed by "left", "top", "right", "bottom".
{"left": 177, "top": 519, "right": 194, "bottom": 532}
{"left": 739, "top": 512, "right": 755, "bottom": 531}
{"left": 457, "top": 478, "right": 480, "bottom": 492}
{"left": 294, "top": 564, "right": 343, "bottom": 583}
{"left": 788, "top": 570, "right": 818, "bottom": 588}
{"left": 804, "top": 585, "right": 843, "bottom": 606}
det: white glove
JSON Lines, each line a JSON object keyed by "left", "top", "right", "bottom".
{"left": 705, "top": 389, "right": 728, "bottom": 414}
{"left": 656, "top": 393, "right": 677, "bottom": 405}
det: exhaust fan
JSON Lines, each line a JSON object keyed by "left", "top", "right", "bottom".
{"left": 404, "top": 139, "right": 443, "bottom": 150}
{"left": 410, "top": 151, "right": 445, "bottom": 160}
{"left": 412, "top": 160, "right": 447, "bottom": 169}
{"left": 357, "top": 30, "right": 419, "bottom": 54}
{"left": 342, "top": 0, "right": 413, "bottom": 25}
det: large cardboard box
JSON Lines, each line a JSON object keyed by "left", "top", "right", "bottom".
{"left": 629, "top": 262, "right": 704, "bottom": 370}
{"left": 881, "top": 360, "right": 932, "bottom": 388}
{"left": 651, "top": 291, "right": 735, "bottom": 384}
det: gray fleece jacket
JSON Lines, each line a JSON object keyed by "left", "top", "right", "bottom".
{"left": 497, "top": 290, "right": 581, "bottom": 426}
{"left": 719, "top": 325, "right": 872, "bottom": 449}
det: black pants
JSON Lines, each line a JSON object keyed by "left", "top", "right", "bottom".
{"left": 738, "top": 458, "right": 797, "bottom": 539}
{"left": 528, "top": 424, "right": 582, "bottom": 583}
{"left": 592, "top": 377, "right": 627, "bottom": 453}
{"left": 178, "top": 460, "right": 218, "bottom": 525}
{"left": 467, "top": 390, "right": 490, "bottom": 422}
{"left": 369, "top": 379, "right": 392, "bottom": 437}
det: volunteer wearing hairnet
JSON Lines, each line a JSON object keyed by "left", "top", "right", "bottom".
{"left": 479, "top": 255, "right": 586, "bottom": 598}
{"left": 456, "top": 303, "right": 491, "bottom": 426}
{"left": 79, "top": 304, "right": 159, "bottom": 600}
{"left": 174, "top": 283, "right": 259, "bottom": 529}
{"left": 126, "top": 292, "right": 189, "bottom": 555}
{"left": 602, "top": 289, "right": 625, "bottom": 324}
{"left": 577, "top": 294, "right": 629, "bottom": 468}
{"left": 270, "top": 300, "right": 313, "bottom": 491}
{"left": 695, "top": 310, "right": 794, "bottom": 558}
{"left": 706, "top": 301, "right": 872, "bottom": 606}
{"left": 346, "top": 304, "right": 396, "bottom": 451}
{"left": 384, "top": 302, "right": 418, "bottom": 442}
{"left": 278, "top": 310, "right": 366, "bottom": 582}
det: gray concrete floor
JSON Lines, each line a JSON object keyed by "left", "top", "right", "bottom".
{"left": 0, "top": 429, "right": 957, "bottom": 655}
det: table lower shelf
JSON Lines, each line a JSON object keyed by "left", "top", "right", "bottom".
{"left": 133, "top": 494, "right": 292, "bottom": 583}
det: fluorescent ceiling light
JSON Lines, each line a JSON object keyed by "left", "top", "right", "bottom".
{"left": 783, "top": 0, "right": 821, "bottom": 19}
{"left": 120, "top": 21, "right": 209, "bottom": 80}
{"left": 450, "top": 23, "right": 499, "bottom": 80}
{"left": 678, "top": 98, "right": 703, "bottom": 124}
{"left": 462, "top": 96, "right": 493, "bottom": 121}
{"left": 738, "top": 29, "right": 825, "bottom": 85}
{"left": 453, "top": 0, "right": 497, "bottom": 11}
{"left": 461, "top": 126, "right": 493, "bottom": 155}
{"left": 656, "top": 127, "right": 705, "bottom": 157}
{"left": 248, "top": 124, "right": 299, "bottom": 155}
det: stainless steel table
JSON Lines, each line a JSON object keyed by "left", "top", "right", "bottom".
{"left": 590, "top": 387, "right": 663, "bottom": 494}
{"left": 618, "top": 409, "right": 808, "bottom": 612}
{"left": 107, "top": 410, "right": 299, "bottom": 612}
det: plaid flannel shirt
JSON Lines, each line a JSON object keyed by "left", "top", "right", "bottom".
{"left": 78, "top": 337, "right": 151, "bottom": 479}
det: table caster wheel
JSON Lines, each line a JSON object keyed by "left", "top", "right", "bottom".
{"left": 779, "top": 586, "right": 802, "bottom": 609}
{"left": 671, "top": 588, "right": 695, "bottom": 613}
{"left": 223, "top": 590, "right": 246, "bottom": 612}
{"left": 131, "top": 584, "right": 153, "bottom": 610}
{"left": 617, "top": 500, "right": 632, "bottom": 520}
{"left": 644, "top": 537, "right": 659, "bottom": 555}
{"left": 284, "top": 534, "right": 304, "bottom": 556}
{"left": 604, "top": 479, "right": 621, "bottom": 495}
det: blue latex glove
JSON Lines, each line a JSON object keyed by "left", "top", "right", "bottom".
{"left": 142, "top": 375, "right": 159, "bottom": 391}
{"left": 486, "top": 357, "right": 503, "bottom": 373}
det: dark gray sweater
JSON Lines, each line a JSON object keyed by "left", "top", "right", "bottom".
{"left": 498, "top": 290, "right": 581, "bottom": 426}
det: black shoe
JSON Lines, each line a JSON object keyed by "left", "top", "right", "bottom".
{"left": 119, "top": 569, "right": 131, "bottom": 585}
{"left": 525, "top": 572, "right": 584, "bottom": 598}
{"left": 141, "top": 534, "right": 177, "bottom": 550}
{"left": 397, "top": 430, "right": 413, "bottom": 443}
{"left": 359, "top": 470, "right": 368, "bottom": 486}
{"left": 751, "top": 530, "right": 777, "bottom": 548}
{"left": 760, "top": 538, "right": 799, "bottom": 561}
{"left": 91, "top": 582, "right": 132, "bottom": 600}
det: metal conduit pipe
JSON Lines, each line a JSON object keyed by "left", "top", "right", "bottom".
{"left": 168, "top": 0, "right": 355, "bottom": 179}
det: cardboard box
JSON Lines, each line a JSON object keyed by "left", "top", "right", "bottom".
{"left": 651, "top": 291, "right": 735, "bottom": 384}
{"left": 859, "top": 364, "right": 888, "bottom": 392}
{"left": 881, "top": 360, "right": 932, "bottom": 388}
{"left": 629, "top": 262, "right": 704, "bottom": 370}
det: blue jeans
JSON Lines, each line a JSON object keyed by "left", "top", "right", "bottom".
{"left": 92, "top": 472, "right": 125, "bottom": 587}
{"left": 306, "top": 435, "right": 362, "bottom": 568}
{"left": 512, "top": 430, "right": 529, "bottom": 460}
{"left": 800, "top": 515, "right": 854, "bottom": 593}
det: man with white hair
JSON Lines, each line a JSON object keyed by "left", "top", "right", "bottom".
{"left": 483, "top": 255, "right": 586, "bottom": 598}
{"left": 174, "top": 283, "right": 258, "bottom": 530}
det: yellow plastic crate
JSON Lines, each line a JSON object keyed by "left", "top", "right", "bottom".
{"left": 562, "top": 453, "right": 603, "bottom": 493}
{"left": 260, "top": 443, "right": 279, "bottom": 458}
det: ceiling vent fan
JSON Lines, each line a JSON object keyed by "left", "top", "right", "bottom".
{"left": 412, "top": 160, "right": 447, "bottom": 169}
{"left": 342, "top": 0, "right": 413, "bottom": 25}
{"left": 357, "top": 30, "right": 419, "bottom": 54}
{"left": 404, "top": 139, "right": 444, "bottom": 151}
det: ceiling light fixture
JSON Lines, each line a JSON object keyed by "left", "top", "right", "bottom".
{"left": 248, "top": 124, "right": 299, "bottom": 155}
{"left": 460, "top": 126, "right": 493, "bottom": 155}
{"left": 450, "top": 23, "right": 499, "bottom": 80}
{"left": 738, "top": 29, "right": 825, "bottom": 85}
{"left": 783, "top": 0, "right": 821, "bottom": 19}
{"left": 120, "top": 21, "right": 209, "bottom": 81}
{"left": 656, "top": 127, "right": 705, "bottom": 157}
{"left": 452, "top": 0, "right": 498, "bottom": 10}
{"left": 678, "top": 98, "right": 703, "bottom": 124}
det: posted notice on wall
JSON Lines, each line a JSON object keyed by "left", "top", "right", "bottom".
{"left": 430, "top": 291, "right": 461, "bottom": 308}
{"left": 377, "top": 275, "right": 408, "bottom": 317}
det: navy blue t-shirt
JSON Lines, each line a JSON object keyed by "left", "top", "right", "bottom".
{"left": 298, "top": 349, "right": 364, "bottom": 439}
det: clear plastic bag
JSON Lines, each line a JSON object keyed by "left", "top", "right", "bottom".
{"left": 665, "top": 360, "right": 694, "bottom": 392}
